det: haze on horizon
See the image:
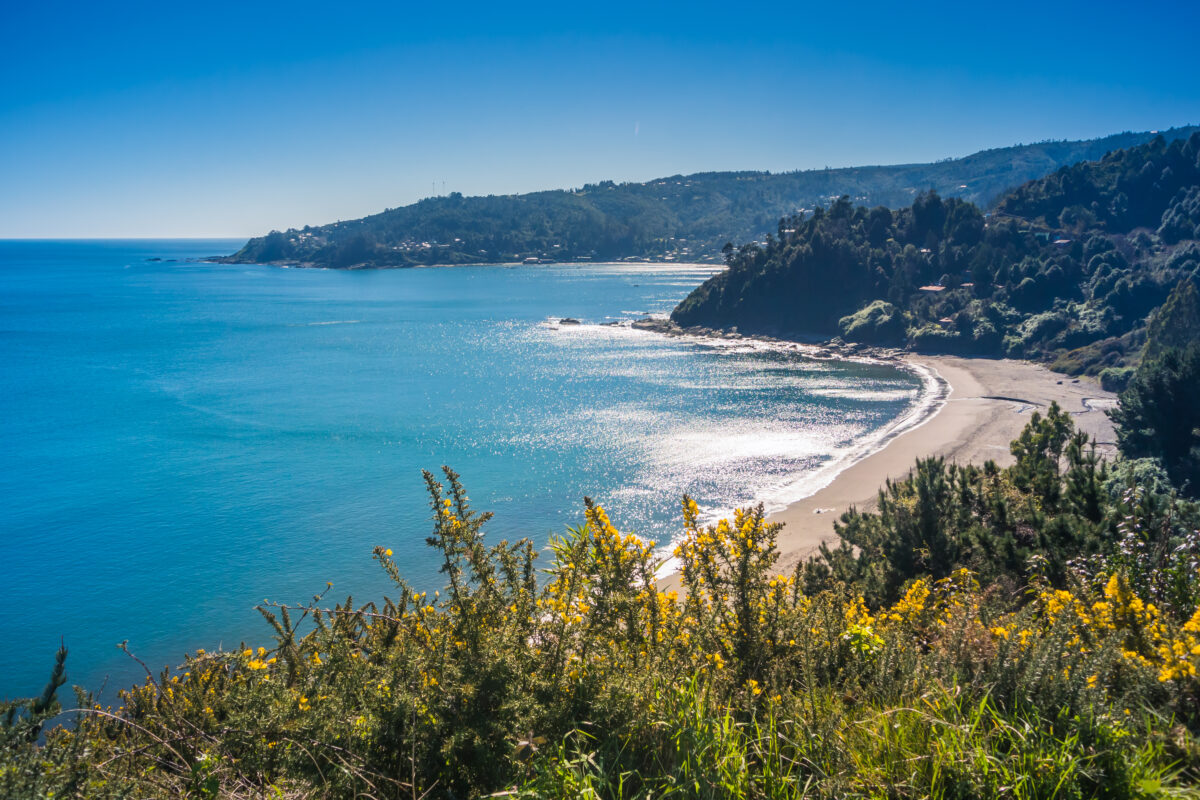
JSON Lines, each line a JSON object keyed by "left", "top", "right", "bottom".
{"left": 1, "top": 0, "right": 1197, "bottom": 239}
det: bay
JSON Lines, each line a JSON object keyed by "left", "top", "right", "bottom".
{"left": 0, "top": 240, "right": 927, "bottom": 699}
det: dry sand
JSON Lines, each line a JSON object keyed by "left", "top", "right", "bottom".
{"left": 767, "top": 355, "right": 1118, "bottom": 576}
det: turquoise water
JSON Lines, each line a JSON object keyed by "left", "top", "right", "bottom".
{"left": 0, "top": 240, "right": 928, "bottom": 699}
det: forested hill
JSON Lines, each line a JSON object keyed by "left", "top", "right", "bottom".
{"left": 223, "top": 127, "right": 1197, "bottom": 268}
{"left": 672, "top": 133, "right": 1200, "bottom": 386}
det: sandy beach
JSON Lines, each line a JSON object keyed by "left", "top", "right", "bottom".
{"left": 765, "top": 355, "right": 1119, "bottom": 576}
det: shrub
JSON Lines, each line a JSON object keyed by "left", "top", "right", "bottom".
{"left": 838, "top": 299, "right": 906, "bottom": 344}
{"left": 7, "top": 416, "right": 1200, "bottom": 797}
{"left": 1111, "top": 343, "right": 1200, "bottom": 496}
{"left": 1100, "top": 365, "right": 1135, "bottom": 392}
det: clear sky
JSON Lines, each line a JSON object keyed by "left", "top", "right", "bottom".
{"left": 2, "top": 0, "right": 1197, "bottom": 238}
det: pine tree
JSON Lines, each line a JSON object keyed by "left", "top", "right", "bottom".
{"left": 1143, "top": 277, "right": 1200, "bottom": 362}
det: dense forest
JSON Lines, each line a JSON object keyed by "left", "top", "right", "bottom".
{"left": 673, "top": 133, "right": 1200, "bottom": 387}
{"left": 222, "top": 128, "right": 1197, "bottom": 269}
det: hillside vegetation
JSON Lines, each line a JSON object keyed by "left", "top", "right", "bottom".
{"left": 7, "top": 400, "right": 1200, "bottom": 798}
{"left": 673, "top": 133, "right": 1200, "bottom": 384}
{"left": 223, "top": 128, "right": 1197, "bottom": 269}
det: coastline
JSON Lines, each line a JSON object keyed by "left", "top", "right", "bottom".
{"left": 657, "top": 350, "right": 1118, "bottom": 589}
{"left": 767, "top": 354, "right": 1118, "bottom": 576}
{"left": 209, "top": 257, "right": 727, "bottom": 271}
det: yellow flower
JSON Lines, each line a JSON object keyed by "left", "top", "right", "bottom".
{"left": 887, "top": 579, "right": 930, "bottom": 622}
{"left": 384, "top": 548, "right": 393, "bottom": 556}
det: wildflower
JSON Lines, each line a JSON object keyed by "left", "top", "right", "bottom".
{"left": 887, "top": 579, "right": 930, "bottom": 623}
{"left": 844, "top": 597, "right": 874, "bottom": 627}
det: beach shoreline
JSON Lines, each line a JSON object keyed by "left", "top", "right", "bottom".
{"left": 767, "top": 353, "right": 1119, "bottom": 575}
{"left": 656, "top": 350, "right": 1118, "bottom": 590}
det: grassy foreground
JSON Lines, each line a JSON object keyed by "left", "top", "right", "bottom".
{"left": 5, "top": 414, "right": 1200, "bottom": 798}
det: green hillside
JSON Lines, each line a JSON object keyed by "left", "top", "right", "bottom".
{"left": 223, "top": 127, "right": 1198, "bottom": 268}
{"left": 672, "top": 133, "right": 1200, "bottom": 384}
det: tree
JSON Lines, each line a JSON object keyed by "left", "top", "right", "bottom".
{"left": 1143, "top": 278, "right": 1200, "bottom": 361}
{"left": 1110, "top": 343, "right": 1200, "bottom": 496}
{"left": 1009, "top": 401, "right": 1074, "bottom": 510}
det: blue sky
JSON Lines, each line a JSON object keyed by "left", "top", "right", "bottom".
{"left": 1, "top": 0, "right": 1197, "bottom": 237}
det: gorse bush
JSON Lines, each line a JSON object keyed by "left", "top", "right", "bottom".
{"left": 6, "top": 415, "right": 1200, "bottom": 798}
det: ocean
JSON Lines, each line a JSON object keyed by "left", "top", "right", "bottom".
{"left": 0, "top": 239, "right": 932, "bottom": 699}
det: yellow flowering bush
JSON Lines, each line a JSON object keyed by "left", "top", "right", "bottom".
{"left": 6, "top": 458, "right": 1200, "bottom": 798}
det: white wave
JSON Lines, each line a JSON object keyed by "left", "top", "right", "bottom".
{"left": 666, "top": 427, "right": 845, "bottom": 466}
{"left": 809, "top": 387, "right": 920, "bottom": 401}
{"left": 647, "top": 358, "right": 949, "bottom": 570}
